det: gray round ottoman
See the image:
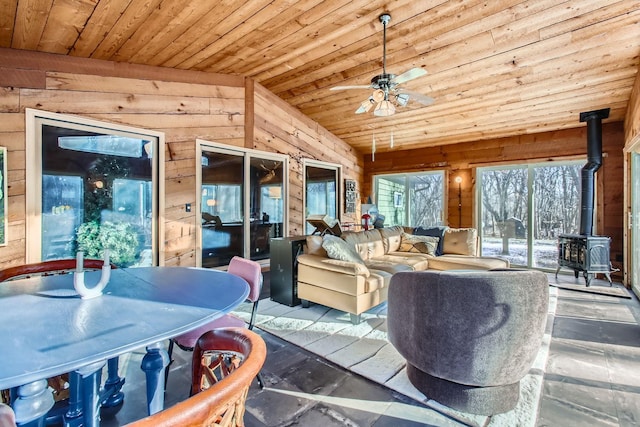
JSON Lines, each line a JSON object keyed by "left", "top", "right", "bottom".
{"left": 388, "top": 269, "right": 549, "bottom": 415}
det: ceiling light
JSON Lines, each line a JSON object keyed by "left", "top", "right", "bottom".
{"left": 374, "top": 100, "right": 396, "bottom": 117}
{"left": 357, "top": 98, "right": 375, "bottom": 113}
{"left": 372, "top": 89, "right": 385, "bottom": 103}
{"left": 395, "top": 93, "right": 409, "bottom": 107}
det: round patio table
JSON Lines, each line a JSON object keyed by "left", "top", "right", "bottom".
{"left": 0, "top": 266, "right": 249, "bottom": 427}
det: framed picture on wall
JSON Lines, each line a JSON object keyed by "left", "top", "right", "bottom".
{"left": 0, "top": 147, "right": 7, "bottom": 246}
{"left": 345, "top": 179, "right": 357, "bottom": 214}
{"left": 393, "top": 191, "right": 403, "bottom": 208}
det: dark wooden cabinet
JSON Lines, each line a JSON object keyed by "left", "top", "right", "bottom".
{"left": 270, "top": 236, "right": 306, "bottom": 306}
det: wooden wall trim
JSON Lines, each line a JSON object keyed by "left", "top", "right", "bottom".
{"left": 0, "top": 48, "right": 245, "bottom": 87}
{"left": 0, "top": 66, "right": 46, "bottom": 89}
{"left": 624, "top": 63, "right": 640, "bottom": 145}
{"left": 244, "top": 78, "right": 254, "bottom": 148}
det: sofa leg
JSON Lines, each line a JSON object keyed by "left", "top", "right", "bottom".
{"left": 301, "top": 299, "right": 310, "bottom": 308}
{"left": 350, "top": 314, "right": 361, "bottom": 325}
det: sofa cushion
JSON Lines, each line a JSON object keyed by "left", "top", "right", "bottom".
{"left": 426, "top": 254, "right": 509, "bottom": 271}
{"left": 399, "top": 233, "right": 439, "bottom": 255}
{"left": 413, "top": 226, "right": 448, "bottom": 256}
{"left": 306, "top": 235, "right": 327, "bottom": 257}
{"left": 443, "top": 228, "right": 477, "bottom": 256}
{"left": 322, "top": 235, "right": 364, "bottom": 264}
{"left": 364, "top": 259, "right": 415, "bottom": 275}
{"left": 342, "top": 229, "right": 385, "bottom": 260}
{"left": 379, "top": 226, "right": 405, "bottom": 253}
{"left": 369, "top": 253, "right": 430, "bottom": 272}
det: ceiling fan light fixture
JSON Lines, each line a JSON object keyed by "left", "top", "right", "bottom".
{"left": 374, "top": 100, "right": 395, "bottom": 117}
{"left": 396, "top": 93, "right": 410, "bottom": 106}
{"left": 357, "top": 98, "right": 375, "bottom": 113}
{"left": 330, "top": 12, "right": 433, "bottom": 116}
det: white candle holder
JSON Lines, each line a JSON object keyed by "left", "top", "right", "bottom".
{"left": 74, "top": 250, "right": 111, "bottom": 299}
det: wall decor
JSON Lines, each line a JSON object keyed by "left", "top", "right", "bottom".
{"left": 345, "top": 179, "right": 357, "bottom": 214}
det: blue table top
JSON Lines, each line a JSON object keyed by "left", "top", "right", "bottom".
{"left": 0, "top": 266, "right": 249, "bottom": 390}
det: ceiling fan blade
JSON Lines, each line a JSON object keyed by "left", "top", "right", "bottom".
{"left": 392, "top": 68, "right": 427, "bottom": 85}
{"left": 330, "top": 85, "right": 372, "bottom": 91}
{"left": 398, "top": 90, "right": 435, "bottom": 106}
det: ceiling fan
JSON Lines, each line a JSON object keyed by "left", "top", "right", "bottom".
{"left": 330, "top": 13, "right": 434, "bottom": 117}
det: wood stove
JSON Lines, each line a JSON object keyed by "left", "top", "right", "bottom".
{"left": 556, "top": 234, "right": 612, "bottom": 286}
{"left": 555, "top": 108, "right": 614, "bottom": 286}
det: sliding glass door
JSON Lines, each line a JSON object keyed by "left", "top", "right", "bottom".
{"left": 478, "top": 160, "right": 582, "bottom": 268}
{"left": 199, "top": 142, "right": 286, "bottom": 268}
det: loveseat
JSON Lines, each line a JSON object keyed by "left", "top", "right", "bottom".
{"left": 296, "top": 225, "right": 509, "bottom": 323}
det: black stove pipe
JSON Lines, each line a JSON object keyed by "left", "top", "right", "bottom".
{"left": 578, "top": 108, "right": 609, "bottom": 236}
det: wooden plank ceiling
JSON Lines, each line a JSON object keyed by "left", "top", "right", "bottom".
{"left": 2, "top": 0, "right": 639, "bottom": 154}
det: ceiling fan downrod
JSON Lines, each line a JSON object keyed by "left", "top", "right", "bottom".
{"left": 379, "top": 14, "right": 391, "bottom": 75}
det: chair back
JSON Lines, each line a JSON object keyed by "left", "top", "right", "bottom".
{"left": 0, "top": 259, "right": 116, "bottom": 282}
{"left": 127, "top": 328, "right": 266, "bottom": 427}
{"left": 227, "top": 256, "right": 262, "bottom": 303}
{"left": 0, "top": 403, "right": 16, "bottom": 427}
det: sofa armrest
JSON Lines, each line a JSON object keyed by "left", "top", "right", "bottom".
{"left": 297, "top": 254, "right": 370, "bottom": 277}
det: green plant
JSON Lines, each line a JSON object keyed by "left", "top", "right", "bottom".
{"left": 75, "top": 221, "right": 138, "bottom": 267}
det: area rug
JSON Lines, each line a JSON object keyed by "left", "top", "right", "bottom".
{"left": 549, "top": 282, "right": 631, "bottom": 299}
{"left": 233, "top": 287, "right": 558, "bottom": 427}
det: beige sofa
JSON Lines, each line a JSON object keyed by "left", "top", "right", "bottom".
{"left": 296, "top": 226, "right": 509, "bottom": 323}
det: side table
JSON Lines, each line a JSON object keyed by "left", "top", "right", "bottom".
{"left": 270, "top": 236, "right": 306, "bottom": 306}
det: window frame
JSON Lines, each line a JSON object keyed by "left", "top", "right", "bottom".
{"left": 196, "top": 139, "right": 288, "bottom": 268}
{"left": 302, "top": 159, "right": 341, "bottom": 234}
{"left": 25, "top": 109, "right": 165, "bottom": 265}
{"left": 476, "top": 159, "right": 585, "bottom": 269}
{"left": 372, "top": 170, "right": 446, "bottom": 227}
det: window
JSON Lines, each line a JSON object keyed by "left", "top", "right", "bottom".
{"left": 27, "top": 110, "right": 163, "bottom": 267}
{"left": 478, "top": 160, "right": 582, "bottom": 268}
{"left": 374, "top": 171, "right": 445, "bottom": 227}
{"left": 303, "top": 160, "right": 340, "bottom": 234}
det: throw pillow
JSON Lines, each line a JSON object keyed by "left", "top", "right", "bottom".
{"left": 305, "top": 235, "right": 327, "bottom": 257}
{"left": 399, "top": 233, "right": 439, "bottom": 255}
{"left": 322, "top": 235, "right": 364, "bottom": 264}
{"left": 443, "top": 228, "right": 478, "bottom": 256}
{"left": 413, "top": 226, "right": 448, "bottom": 256}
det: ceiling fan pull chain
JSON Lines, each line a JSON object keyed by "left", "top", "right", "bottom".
{"left": 372, "top": 134, "right": 376, "bottom": 162}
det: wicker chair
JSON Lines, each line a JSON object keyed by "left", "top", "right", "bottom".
{"left": 0, "top": 258, "right": 114, "bottom": 282}
{"left": 127, "top": 327, "right": 267, "bottom": 427}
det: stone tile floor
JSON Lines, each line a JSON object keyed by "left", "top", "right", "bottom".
{"left": 103, "top": 273, "right": 640, "bottom": 426}
{"left": 537, "top": 275, "right": 640, "bottom": 427}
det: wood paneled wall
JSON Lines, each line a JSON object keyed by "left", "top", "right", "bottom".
{"left": 0, "top": 48, "right": 362, "bottom": 269}
{"left": 253, "top": 84, "right": 363, "bottom": 235}
{"left": 364, "top": 123, "right": 626, "bottom": 275}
